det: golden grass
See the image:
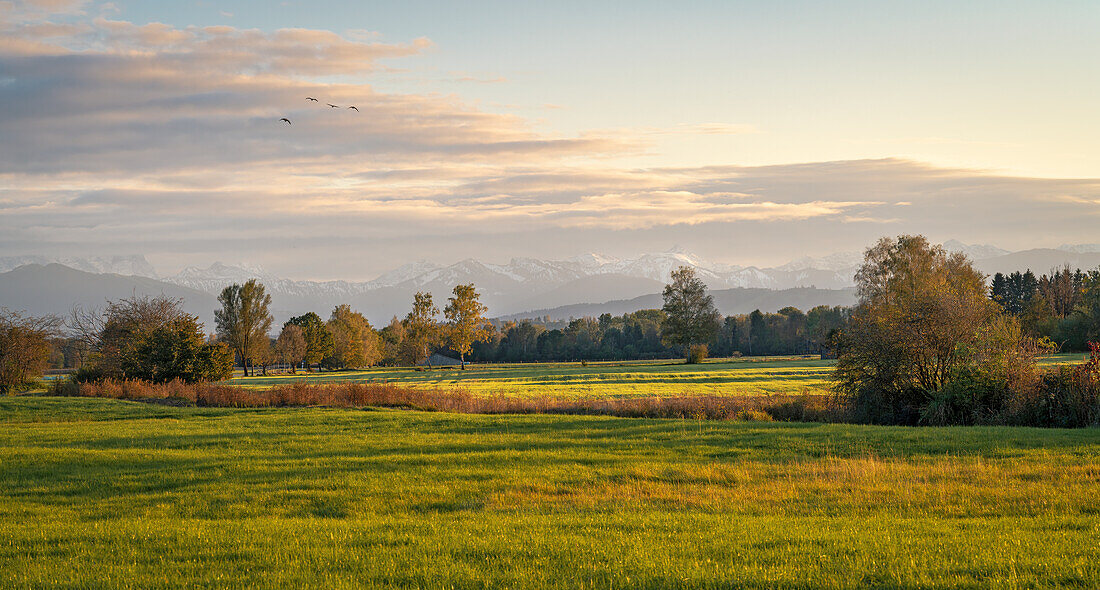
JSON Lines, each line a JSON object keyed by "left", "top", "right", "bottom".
{"left": 56, "top": 378, "right": 844, "bottom": 422}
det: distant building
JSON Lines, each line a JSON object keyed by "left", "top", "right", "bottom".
{"left": 418, "top": 352, "right": 464, "bottom": 367}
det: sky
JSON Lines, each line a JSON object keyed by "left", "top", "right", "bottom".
{"left": 2, "top": 0, "right": 1099, "bottom": 279}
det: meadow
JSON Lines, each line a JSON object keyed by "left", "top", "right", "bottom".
{"left": 1, "top": 396, "right": 1098, "bottom": 588}
{"left": 5, "top": 354, "right": 1097, "bottom": 588}
{"left": 226, "top": 353, "right": 1088, "bottom": 399}
{"left": 230, "top": 356, "right": 834, "bottom": 398}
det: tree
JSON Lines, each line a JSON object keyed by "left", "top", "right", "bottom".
{"left": 990, "top": 272, "right": 1008, "bottom": 308}
{"left": 379, "top": 316, "right": 406, "bottom": 366}
{"left": 70, "top": 295, "right": 232, "bottom": 383}
{"left": 254, "top": 338, "right": 276, "bottom": 376}
{"left": 806, "top": 305, "right": 849, "bottom": 357}
{"left": 661, "top": 266, "right": 720, "bottom": 362}
{"left": 1074, "top": 270, "right": 1100, "bottom": 344}
{"left": 835, "top": 235, "right": 1004, "bottom": 424}
{"left": 443, "top": 284, "right": 491, "bottom": 369}
{"left": 215, "top": 280, "right": 273, "bottom": 377}
{"left": 285, "top": 313, "right": 334, "bottom": 371}
{"left": 129, "top": 316, "right": 234, "bottom": 382}
{"left": 275, "top": 324, "right": 306, "bottom": 373}
{"left": 401, "top": 292, "right": 439, "bottom": 366}
{"left": 1037, "top": 265, "right": 1084, "bottom": 319}
{"left": 0, "top": 309, "right": 61, "bottom": 394}
{"left": 326, "top": 304, "right": 382, "bottom": 369}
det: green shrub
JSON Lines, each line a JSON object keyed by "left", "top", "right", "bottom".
{"left": 1002, "top": 344, "right": 1100, "bottom": 427}
{"left": 921, "top": 366, "right": 1009, "bottom": 426}
{"left": 686, "top": 344, "right": 708, "bottom": 364}
{"left": 736, "top": 409, "right": 774, "bottom": 422}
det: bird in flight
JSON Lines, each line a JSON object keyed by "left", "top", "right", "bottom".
{"left": 280, "top": 118, "right": 292, "bottom": 125}
{"left": 348, "top": 106, "right": 359, "bottom": 112}
{"left": 306, "top": 97, "right": 318, "bottom": 102}
{"left": 327, "top": 103, "right": 339, "bottom": 108}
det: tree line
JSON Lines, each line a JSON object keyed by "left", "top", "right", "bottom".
{"left": 462, "top": 305, "right": 848, "bottom": 364}
{"left": 2, "top": 268, "right": 847, "bottom": 391}
{"left": 990, "top": 266, "right": 1100, "bottom": 350}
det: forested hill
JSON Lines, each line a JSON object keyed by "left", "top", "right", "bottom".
{"left": 0, "top": 264, "right": 218, "bottom": 326}
{"left": 499, "top": 287, "right": 858, "bottom": 321}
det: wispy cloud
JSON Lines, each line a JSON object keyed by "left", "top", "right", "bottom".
{"left": 2, "top": 7, "right": 1100, "bottom": 277}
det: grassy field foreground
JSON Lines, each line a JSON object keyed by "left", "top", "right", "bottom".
{"left": 2, "top": 396, "right": 1099, "bottom": 588}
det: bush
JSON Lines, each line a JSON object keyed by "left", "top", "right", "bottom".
{"left": 736, "top": 409, "right": 774, "bottom": 422}
{"left": 920, "top": 366, "right": 1009, "bottom": 426}
{"left": 1002, "top": 343, "right": 1100, "bottom": 427}
{"left": 686, "top": 344, "right": 708, "bottom": 364}
{"left": 73, "top": 295, "right": 236, "bottom": 384}
{"left": 1, "top": 310, "right": 61, "bottom": 394}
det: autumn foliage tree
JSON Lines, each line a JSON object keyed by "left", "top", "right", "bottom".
{"left": 325, "top": 304, "right": 382, "bottom": 369}
{"left": 275, "top": 324, "right": 306, "bottom": 373}
{"left": 836, "top": 235, "right": 1007, "bottom": 423}
{"left": 401, "top": 292, "right": 440, "bottom": 366}
{"left": 285, "top": 312, "right": 334, "bottom": 371}
{"left": 444, "top": 284, "right": 491, "bottom": 369}
{"left": 215, "top": 280, "right": 273, "bottom": 376}
{"left": 0, "top": 309, "right": 61, "bottom": 394}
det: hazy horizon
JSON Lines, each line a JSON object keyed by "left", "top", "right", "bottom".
{"left": 1, "top": 237, "right": 1092, "bottom": 281}
{"left": 3, "top": 1, "right": 1099, "bottom": 281}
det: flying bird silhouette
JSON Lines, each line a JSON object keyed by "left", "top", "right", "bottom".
{"left": 327, "top": 103, "right": 339, "bottom": 108}
{"left": 280, "top": 118, "right": 292, "bottom": 125}
{"left": 306, "top": 97, "right": 318, "bottom": 102}
{"left": 348, "top": 106, "right": 359, "bottom": 112}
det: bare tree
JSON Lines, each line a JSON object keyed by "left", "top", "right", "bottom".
{"left": 0, "top": 309, "right": 62, "bottom": 394}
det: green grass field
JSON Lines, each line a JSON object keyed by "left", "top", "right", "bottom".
{"left": 225, "top": 353, "right": 1089, "bottom": 399}
{"left": 2, "top": 395, "right": 1098, "bottom": 588}
{"left": 231, "top": 356, "right": 836, "bottom": 398}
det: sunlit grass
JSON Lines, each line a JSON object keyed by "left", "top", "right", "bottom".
{"left": 226, "top": 353, "right": 1087, "bottom": 399}
{"left": 0, "top": 396, "right": 1097, "bottom": 588}
{"left": 230, "top": 356, "right": 837, "bottom": 398}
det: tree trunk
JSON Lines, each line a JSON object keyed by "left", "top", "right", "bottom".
{"left": 460, "top": 352, "right": 465, "bottom": 370}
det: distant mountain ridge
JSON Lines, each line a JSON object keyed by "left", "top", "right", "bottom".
{"left": 4, "top": 241, "right": 1100, "bottom": 325}
{"left": 500, "top": 287, "right": 860, "bottom": 322}
{"left": 0, "top": 264, "right": 217, "bottom": 326}
{"left": 0, "top": 255, "right": 156, "bottom": 277}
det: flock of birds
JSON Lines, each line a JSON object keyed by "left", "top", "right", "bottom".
{"left": 279, "top": 97, "right": 359, "bottom": 125}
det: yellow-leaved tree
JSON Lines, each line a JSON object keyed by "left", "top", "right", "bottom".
{"left": 444, "top": 284, "right": 492, "bottom": 369}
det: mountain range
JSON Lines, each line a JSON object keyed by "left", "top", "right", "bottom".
{"left": 3, "top": 242, "right": 1100, "bottom": 327}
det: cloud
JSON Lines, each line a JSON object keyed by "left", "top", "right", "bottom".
{"left": 3, "top": 10, "right": 1100, "bottom": 278}
{"left": 0, "top": 17, "right": 629, "bottom": 176}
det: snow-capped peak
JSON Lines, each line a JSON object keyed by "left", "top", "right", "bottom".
{"left": 368, "top": 260, "right": 443, "bottom": 288}
{"left": 942, "top": 240, "right": 1009, "bottom": 261}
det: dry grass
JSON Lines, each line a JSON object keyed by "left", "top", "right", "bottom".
{"left": 54, "top": 378, "right": 846, "bottom": 422}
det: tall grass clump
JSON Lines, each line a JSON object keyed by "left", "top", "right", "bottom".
{"left": 54, "top": 378, "right": 846, "bottom": 422}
